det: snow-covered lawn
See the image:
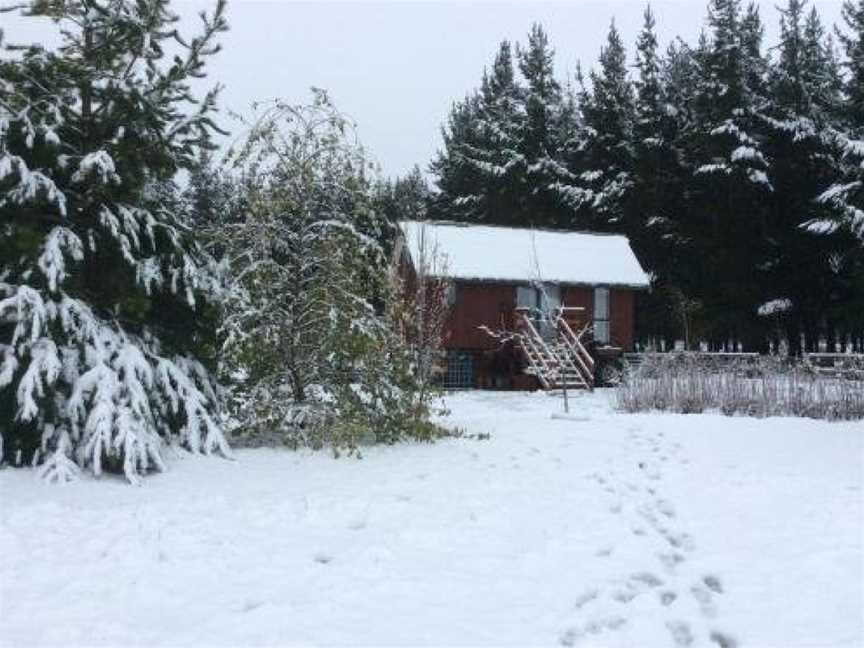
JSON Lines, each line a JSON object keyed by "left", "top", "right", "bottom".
{"left": 1, "top": 391, "right": 862, "bottom": 647}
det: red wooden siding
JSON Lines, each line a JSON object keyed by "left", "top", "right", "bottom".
{"left": 610, "top": 289, "right": 635, "bottom": 349}
{"left": 444, "top": 282, "right": 516, "bottom": 350}
{"left": 562, "top": 286, "right": 593, "bottom": 332}
{"left": 443, "top": 281, "right": 638, "bottom": 352}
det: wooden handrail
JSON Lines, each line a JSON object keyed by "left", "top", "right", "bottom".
{"left": 557, "top": 316, "right": 594, "bottom": 389}
{"left": 516, "top": 311, "right": 556, "bottom": 388}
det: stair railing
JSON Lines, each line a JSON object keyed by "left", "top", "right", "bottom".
{"left": 516, "top": 307, "right": 559, "bottom": 388}
{"left": 555, "top": 308, "right": 595, "bottom": 390}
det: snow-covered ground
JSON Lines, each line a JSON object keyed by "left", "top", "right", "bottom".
{"left": 1, "top": 390, "right": 862, "bottom": 647}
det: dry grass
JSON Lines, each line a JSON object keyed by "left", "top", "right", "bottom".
{"left": 617, "top": 354, "right": 864, "bottom": 421}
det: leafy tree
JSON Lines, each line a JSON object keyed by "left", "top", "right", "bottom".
{"left": 216, "top": 93, "right": 438, "bottom": 450}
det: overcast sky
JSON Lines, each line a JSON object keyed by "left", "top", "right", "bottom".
{"left": 2, "top": 0, "right": 847, "bottom": 179}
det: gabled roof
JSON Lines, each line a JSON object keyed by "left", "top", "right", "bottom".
{"left": 399, "top": 221, "right": 651, "bottom": 289}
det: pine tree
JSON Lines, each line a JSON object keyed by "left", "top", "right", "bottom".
{"left": 428, "top": 93, "right": 486, "bottom": 222}
{"left": 759, "top": 0, "right": 852, "bottom": 352}
{"left": 624, "top": 8, "right": 697, "bottom": 345}
{"left": 573, "top": 20, "right": 636, "bottom": 231}
{"left": 517, "top": 24, "right": 570, "bottom": 227}
{"left": 802, "top": 0, "right": 864, "bottom": 346}
{"left": 431, "top": 41, "right": 527, "bottom": 226}
{"left": 811, "top": 0, "right": 864, "bottom": 244}
{"left": 0, "top": 0, "right": 231, "bottom": 481}
{"left": 838, "top": 0, "right": 864, "bottom": 127}
{"left": 472, "top": 41, "right": 527, "bottom": 226}
{"left": 183, "top": 151, "right": 244, "bottom": 232}
{"left": 683, "top": 0, "right": 773, "bottom": 348}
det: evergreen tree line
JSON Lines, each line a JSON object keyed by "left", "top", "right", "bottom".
{"left": 428, "top": 0, "right": 864, "bottom": 354}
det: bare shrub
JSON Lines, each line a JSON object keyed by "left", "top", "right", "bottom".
{"left": 617, "top": 354, "right": 864, "bottom": 421}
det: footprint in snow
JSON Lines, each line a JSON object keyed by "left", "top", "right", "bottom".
{"left": 611, "top": 572, "right": 664, "bottom": 604}
{"left": 659, "top": 590, "right": 678, "bottom": 606}
{"left": 559, "top": 617, "right": 627, "bottom": 646}
{"left": 663, "top": 530, "right": 696, "bottom": 552}
{"left": 666, "top": 620, "right": 694, "bottom": 646}
{"left": 241, "top": 599, "right": 264, "bottom": 613}
{"left": 703, "top": 574, "right": 724, "bottom": 594}
{"left": 573, "top": 588, "right": 600, "bottom": 610}
{"left": 630, "top": 571, "right": 664, "bottom": 588}
{"left": 655, "top": 498, "right": 676, "bottom": 519}
{"left": 691, "top": 583, "right": 717, "bottom": 617}
{"left": 710, "top": 630, "right": 739, "bottom": 648}
{"left": 595, "top": 545, "right": 614, "bottom": 557}
{"left": 609, "top": 503, "right": 623, "bottom": 514}
{"left": 658, "top": 551, "right": 686, "bottom": 570}
{"left": 313, "top": 553, "right": 333, "bottom": 565}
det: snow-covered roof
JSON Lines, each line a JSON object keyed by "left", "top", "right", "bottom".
{"left": 399, "top": 221, "right": 651, "bottom": 288}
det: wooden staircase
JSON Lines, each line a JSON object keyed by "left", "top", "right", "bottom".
{"left": 516, "top": 308, "right": 595, "bottom": 391}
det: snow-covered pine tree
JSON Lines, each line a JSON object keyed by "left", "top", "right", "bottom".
{"left": 374, "top": 166, "right": 431, "bottom": 226}
{"left": 183, "top": 151, "right": 245, "bottom": 232}
{"left": 515, "top": 24, "right": 572, "bottom": 228}
{"left": 470, "top": 41, "right": 528, "bottom": 227}
{"left": 838, "top": 0, "right": 864, "bottom": 128}
{"left": 809, "top": 0, "right": 864, "bottom": 243}
{"left": 574, "top": 20, "right": 635, "bottom": 232}
{"left": 631, "top": 7, "right": 688, "bottom": 254}
{"left": 0, "top": 0, "right": 231, "bottom": 482}
{"left": 622, "top": 9, "right": 699, "bottom": 346}
{"left": 429, "top": 41, "right": 528, "bottom": 226}
{"left": 801, "top": 0, "right": 864, "bottom": 346}
{"left": 758, "top": 0, "right": 855, "bottom": 352}
{"left": 684, "top": 0, "right": 774, "bottom": 348}
{"left": 428, "top": 92, "right": 487, "bottom": 222}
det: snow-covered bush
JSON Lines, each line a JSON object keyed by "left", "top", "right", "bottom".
{"left": 617, "top": 353, "right": 864, "bottom": 420}
{"left": 214, "top": 93, "right": 444, "bottom": 451}
{"left": 0, "top": 0, "right": 231, "bottom": 482}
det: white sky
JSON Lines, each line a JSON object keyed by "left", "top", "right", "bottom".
{"left": 1, "top": 0, "right": 847, "bottom": 179}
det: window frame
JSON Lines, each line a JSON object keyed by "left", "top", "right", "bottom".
{"left": 593, "top": 286, "right": 611, "bottom": 344}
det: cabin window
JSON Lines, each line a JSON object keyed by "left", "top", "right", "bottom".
{"left": 516, "top": 285, "right": 536, "bottom": 311}
{"left": 444, "top": 282, "right": 457, "bottom": 307}
{"left": 594, "top": 287, "right": 610, "bottom": 344}
{"left": 517, "top": 284, "right": 561, "bottom": 340}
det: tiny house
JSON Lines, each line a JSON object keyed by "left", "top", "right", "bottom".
{"left": 397, "top": 221, "right": 650, "bottom": 389}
